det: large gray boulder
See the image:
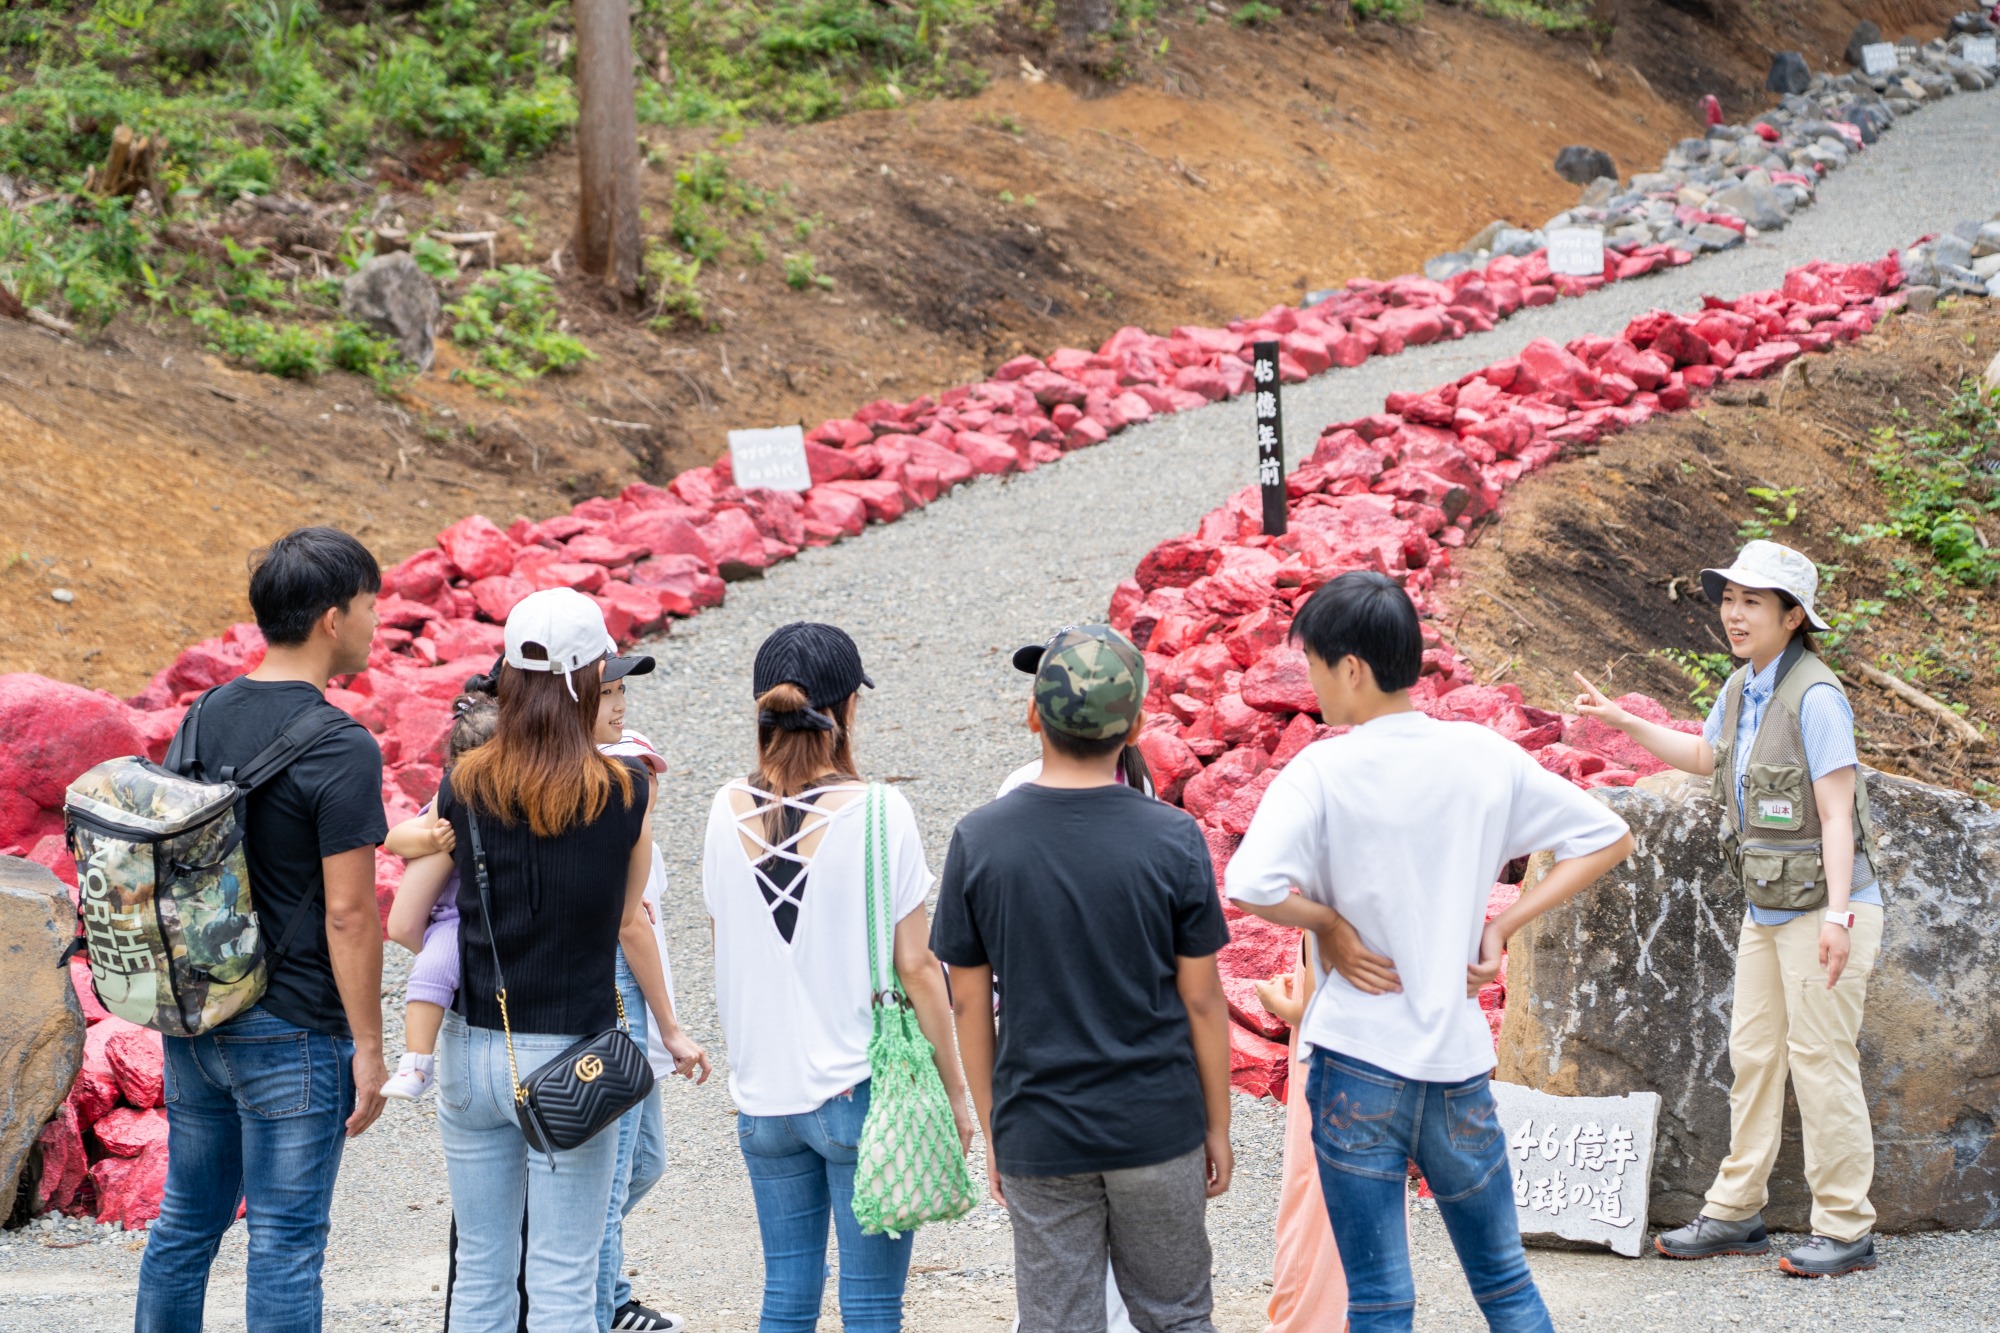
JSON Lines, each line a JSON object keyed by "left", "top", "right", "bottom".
{"left": 1553, "top": 145, "right": 1617, "bottom": 187}
{"left": 0, "top": 857, "right": 85, "bottom": 1222}
{"left": 1767, "top": 51, "right": 1812, "bottom": 95}
{"left": 1497, "top": 771, "right": 2000, "bottom": 1232}
{"left": 1708, "top": 171, "right": 1789, "bottom": 231}
{"left": 1845, "top": 22, "right": 1882, "bottom": 69}
{"left": 341, "top": 251, "right": 440, "bottom": 371}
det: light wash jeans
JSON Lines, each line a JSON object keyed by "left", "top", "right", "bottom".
{"left": 598, "top": 949, "right": 669, "bottom": 1329}
{"left": 437, "top": 1011, "right": 622, "bottom": 1333}
{"left": 737, "top": 1080, "right": 914, "bottom": 1333}
{"left": 135, "top": 1006, "right": 354, "bottom": 1333}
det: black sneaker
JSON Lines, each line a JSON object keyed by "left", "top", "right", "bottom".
{"left": 1654, "top": 1213, "right": 1771, "bottom": 1259}
{"left": 612, "top": 1300, "right": 686, "bottom": 1331}
{"left": 1779, "top": 1233, "right": 1877, "bottom": 1278}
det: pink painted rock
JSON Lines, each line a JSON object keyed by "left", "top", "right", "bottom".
{"left": 425, "top": 618, "right": 506, "bottom": 665}
{"left": 609, "top": 511, "right": 715, "bottom": 565}
{"left": 1182, "top": 745, "right": 1272, "bottom": 824}
{"left": 1223, "top": 974, "right": 1291, "bottom": 1042}
{"left": 106, "top": 1024, "right": 164, "bottom": 1109}
{"left": 469, "top": 575, "right": 534, "bottom": 623}
{"left": 1217, "top": 915, "right": 1300, "bottom": 992}
{"left": 92, "top": 1140, "right": 167, "bottom": 1229}
{"left": 1228, "top": 1020, "right": 1290, "bottom": 1103}
{"left": 127, "top": 624, "right": 268, "bottom": 710}
{"left": 526, "top": 562, "right": 609, "bottom": 594}
{"left": 596, "top": 580, "right": 668, "bottom": 635}
{"left": 380, "top": 548, "right": 458, "bottom": 606}
{"left": 801, "top": 487, "right": 869, "bottom": 539}
{"left": 35, "top": 1102, "right": 89, "bottom": 1213}
{"left": 92, "top": 1105, "right": 168, "bottom": 1158}
{"left": 71, "top": 1018, "right": 136, "bottom": 1129}
{"left": 563, "top": 533, "right": 645, "bottom": 568}
{"left": 1240, "top": 647, "right": 1319, "bottom": 715}
{"left": 699, "top": 508, "right": 774, "bottom": 576}
{"left": 817, "top": 479, "right": 910, "bottom": 526}
{"left": 0, "top": 675, "right": 147, "bottom": 843}
{"left": 437, "top": 515, "right": 516, "bottom": 582}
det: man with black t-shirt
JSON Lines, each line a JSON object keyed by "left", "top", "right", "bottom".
{"left": 933, "top": 626, "right": 1234, "bottom": 1333}
{"left": 136, "top": 527, "right": 388, "bottom": 1333}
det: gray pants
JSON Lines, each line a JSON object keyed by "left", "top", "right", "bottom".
{"left": 1002, "top": 1146, "right": 1218, "bottom": 1333}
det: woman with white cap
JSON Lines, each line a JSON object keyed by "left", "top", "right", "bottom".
{"left": 435, "top": 588, "right": 708, "bottom": 1331}
{"left": 704, "top": 621, "right": 971, "bottom": 1333}
{"left": 1572, "top": 539, "right": 1884, "bottom": 1279}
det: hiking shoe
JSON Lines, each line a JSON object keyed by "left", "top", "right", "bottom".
{"left": 1780, "top": 1233, "right": 1877, "bottom": 1278}
{"left": 612, "top": 1300, "right": 685, "bottom": 1330}
{"left": 1655, "top": 1213, "right": 1771, "bottom": 1259}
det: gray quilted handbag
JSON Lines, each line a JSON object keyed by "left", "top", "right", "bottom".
{"left": 466, "top": 811, "right": 654, "bottom": 1165}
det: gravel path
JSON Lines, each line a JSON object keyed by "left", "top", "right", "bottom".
{"left": 4, "top": 88, "right": 1997, "bottom": 1333}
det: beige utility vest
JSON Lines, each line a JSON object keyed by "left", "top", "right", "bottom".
{"left": 1711, "top": 644, "right": 1878, "bottom": 913}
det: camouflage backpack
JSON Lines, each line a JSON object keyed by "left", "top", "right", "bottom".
{"left": 63, "top": 691, "right": 348, "bottom": 1038}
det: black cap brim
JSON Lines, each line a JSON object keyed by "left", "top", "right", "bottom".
{"left": 602, "top": 654, "right": 657, "bottom": 683}
{"left": 1011, "top": 644, "right": 1044, "bottom": 675}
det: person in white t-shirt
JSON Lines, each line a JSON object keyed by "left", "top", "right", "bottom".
{"left": 703, "top": 622, "right": 973, "bottom": 1333}
{"left": 1226, "top": 571, "right": 1632, "bottom": 1333}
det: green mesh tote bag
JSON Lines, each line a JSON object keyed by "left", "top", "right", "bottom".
{"left": 850, "top": 782, "right": 977, "bottom": 1237}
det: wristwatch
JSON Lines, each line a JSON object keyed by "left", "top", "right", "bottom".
{"left": 1823, "top": 910, "right": 1855, "bottom": 929}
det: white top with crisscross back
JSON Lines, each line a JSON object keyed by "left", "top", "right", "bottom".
{"left": 702, "top": 778, "right": 932, "bottom": 1116}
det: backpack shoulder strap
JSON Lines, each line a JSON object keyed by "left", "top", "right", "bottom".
{"left": 229, "top": 701, "right": 353, "bottom": 790}
{"left": 163, "top": 687, "right": 220, "bottom": 777}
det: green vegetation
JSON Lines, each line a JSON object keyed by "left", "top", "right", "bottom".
{"left": 1852, "top": 382, "right": 2000, "bottom": 589}
{"left": 644, "top": 244, "right": 708, "bottom": 329}
{"left": 1351, "top": 0, "right": 1422, "bottom": 21}
{"left": 445, "top": 264, "right": 591, "bottom": 384}
{"left": 1230, "top": 3, "right": 1282, "bottom": 26}
{"left": 1652, "top": 648, "right": 1735, "bottom": 712}
{"left": 1443, "top": 0, "right": 1597, "bottom": 33}
{"left": 784, "top": 250, "right": 832, "bottom": 290}
{"left": 1737, "top": 484, "right": 1801, "bottom": 543}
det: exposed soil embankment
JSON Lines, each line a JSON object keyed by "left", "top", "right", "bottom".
{"left": 1451, "top": 300, "right": 2000, "bottom": 797}
{"left": 0, "top": 0, "right": 1965, "bottom": 696}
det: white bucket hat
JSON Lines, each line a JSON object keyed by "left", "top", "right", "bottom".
{"left": 1701, "top": 539, "right": 1831, "bottom": 632}
{"left": 503, "top": 587, "right": 616, "bottom": 698}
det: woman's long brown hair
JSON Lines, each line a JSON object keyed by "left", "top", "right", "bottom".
{"left": 450, "top": 658, "right": 633, "bottom": 836}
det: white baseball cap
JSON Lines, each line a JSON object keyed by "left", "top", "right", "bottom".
{"left": 503, "top": 588, "right": 616, "bottom": 697}
{"left": 1701, "top": 540, "right": 1831, "bottom": 632}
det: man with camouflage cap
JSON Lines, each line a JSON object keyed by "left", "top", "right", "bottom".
{"left": 933, "top": 626, "right": 1234, "bottom": 1333}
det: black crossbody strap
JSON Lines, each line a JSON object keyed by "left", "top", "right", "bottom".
{"left": 467, "top": 809, "right": 510, "bottom": 1006}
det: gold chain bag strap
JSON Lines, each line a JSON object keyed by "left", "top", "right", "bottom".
{"left": 466, "top": 806, "right": 655, "bottom": 1168}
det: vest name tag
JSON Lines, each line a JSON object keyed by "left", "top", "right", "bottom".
{"left": 1756, "top": 796, "right": 1799, "bottom": 828}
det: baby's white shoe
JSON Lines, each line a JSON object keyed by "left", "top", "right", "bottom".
{"left": 383, "top": 1052, "right": 435, "bottom": 1101}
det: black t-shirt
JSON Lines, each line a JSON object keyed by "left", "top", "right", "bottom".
{"left": 930, "top": 783, "right": 1231, "bottom": 1177}
{"left": 187, "top": 677, "right": 387, "bottom": 1038}
{"left": 440, "top": 758, "right": 648, "bottom": 1036}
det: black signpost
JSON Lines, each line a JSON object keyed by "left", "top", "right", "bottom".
{"left": 1253, "top": 340, "right": 1287, "bottom": 536}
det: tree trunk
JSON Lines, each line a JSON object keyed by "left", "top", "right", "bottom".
{"left": 571, "top": 0, "right": 643, "bottom": 301}
{"left": 1054, "top": 0, "right": 1115, "bottom": 44}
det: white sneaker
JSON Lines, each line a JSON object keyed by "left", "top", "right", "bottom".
{"left": 382, "top": 1052, "right": 434, "bottom": 1101}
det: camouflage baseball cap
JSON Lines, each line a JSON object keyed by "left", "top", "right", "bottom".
{"left": 1032, "top": 626, "right": 1147, "bottom": 740}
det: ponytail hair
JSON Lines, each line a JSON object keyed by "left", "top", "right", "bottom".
{"left": 753, "top": 683, "right": 856, "bottom": 798}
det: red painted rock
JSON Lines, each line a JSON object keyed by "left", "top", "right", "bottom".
{"left": 71, "top": 1018, "right": 136, "bottom": 1128}
{"left": 425, "top": 618, "right": 506, "bottom": 665}
{"left": 70, "top": 957, "right": 111, "bottom": 1024}
{"left": 1134, "top": 725, "right": 1202, "bottom": 805}
{"left": 609, "top": 510, "right": 715, "bottom": 565}
{"left": 1136, "top": 538, "right": 1222, "bottom": 593}
{"left": 92, "top": 1105, "right": 168, "bottom": 1158}
{"left": 35, "top": 1102, "right": 89, "bottom": 1213}
{"left": 469, "top": 575, "right": 535, "bottom": 623}
{"left": 563, "top": 533, "right": 645, "bottom": 568}
{"left": 1564, "top": 693, "right": 1674, "bottom": 776}
{"left": 1182, "top": 745, "right": 1272, "bottom": 824}
{"left": 1515, "top": 338, "right": 1600, "bottom": 400}
{"left": 1229, "top": 1022, "right": 1290, "bottom": 1102}
{"left": 1240, "top": 647, "right": 1319, "bottom": 715}
{"left": 1213, "top": 766, "right": 1281, "bottom": 836}
{"left": 1224, "top": 607, "right": 1292, "bottom": 669}
{"left": 950, "top": 431, "right": 1020, "bottom": 475}
{"left": 92, "top": 1140, "right": 167, "bottom": 1229}
{"left": 527, "top": 561, "right": 609, "bottom": 594}
{"left": 1217, "top": 915, "right": 1300, "bottom": 990}
{"left": 819, "top": 478, "right": 911, "bottom": 525}
{"left": 106, "top": 1024, "right": 164, "bottom": 1109}
{"left": 0, "top": 674, "right": 147, "bottom": 847}
{"left": 630, "top": 555, "right": 727, "bottom": 613}
{"left": 1533, "top": 743, "right": 1607, "bottom": 783}
{"left": 380, "top": 548, "right": 458, "bottom": 606}
{"left": 1270, "top": 713, "right": 1336, "bottom": 767}
{"left": 437, "top": 515, "right": 516, "bottom": 582}
{"left": 596, "top": 581, "right": 668, "bottom": 635}
{"left": 697, "top": 508, "right": 774, "bottom": 577}
{"left": 127, "top": 624, "right": 268, "bottom": 710}
{"left": 802, "top": 487, "right": 869, "bottom": 539}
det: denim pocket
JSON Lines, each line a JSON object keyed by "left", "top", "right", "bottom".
{"left": 437, "top": 1026, "right": 473, "bottom": 1114}
{"left": 1314, "top": 1059, "right": 1402, "bottom": 1156}
{"left": 215, "top": 1030, "right": 312, "bottom": 1118}
{"left": 162, "top": 1048, "right": 181, "bottom": 1106}
{"left": 1443, "top": 1079, "right": 1500, "bottom": 1154}
{"left": 817, "top": 1087, "right": 866, "bottom": 1153}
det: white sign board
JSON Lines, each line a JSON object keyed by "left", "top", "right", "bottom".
{"left": 1492, "top": 1082, "right": 1661, "bottom": 1258}
{"left": 1546, "top": 227, "right": 1606, "bottom": 278}
{"left": 1859, "top": 41, "right": 1898, "bottom": 76}
{"left": 727, "top": 425, "right": 812, "bottom": 493}
{"left": 1965, "top": 37, "right": 1998, "bottom": 70}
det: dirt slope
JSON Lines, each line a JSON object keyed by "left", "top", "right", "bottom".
{"left": 0, "top": 1, "right": 1963, "bottom": 696}
{"left": 1450, "top": 301, "right": 2000, "bottom": 797}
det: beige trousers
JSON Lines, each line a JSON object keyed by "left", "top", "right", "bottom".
{"left": 1704, "top": 903, "right": 1884, "bottom": 1241}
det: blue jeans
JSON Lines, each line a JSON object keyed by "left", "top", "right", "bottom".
{"left": 737, "top": 1081, "right": 914, "bottom": 1333}
{"left": 438, "top": 1011, "right": 623, "bottom": 1333}
{"left": 134, "top": 1005, "right": 355, "bottom": 1333}
{"left": 1307, "top": 1050, "right": 1554, "bottom": 1333}
{"left": 597, "top": 950, "right": 668, "bottom": 1329}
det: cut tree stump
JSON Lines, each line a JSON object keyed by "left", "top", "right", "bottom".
{"left": 84, "top": 125, "right": 171, "bottom": 214}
